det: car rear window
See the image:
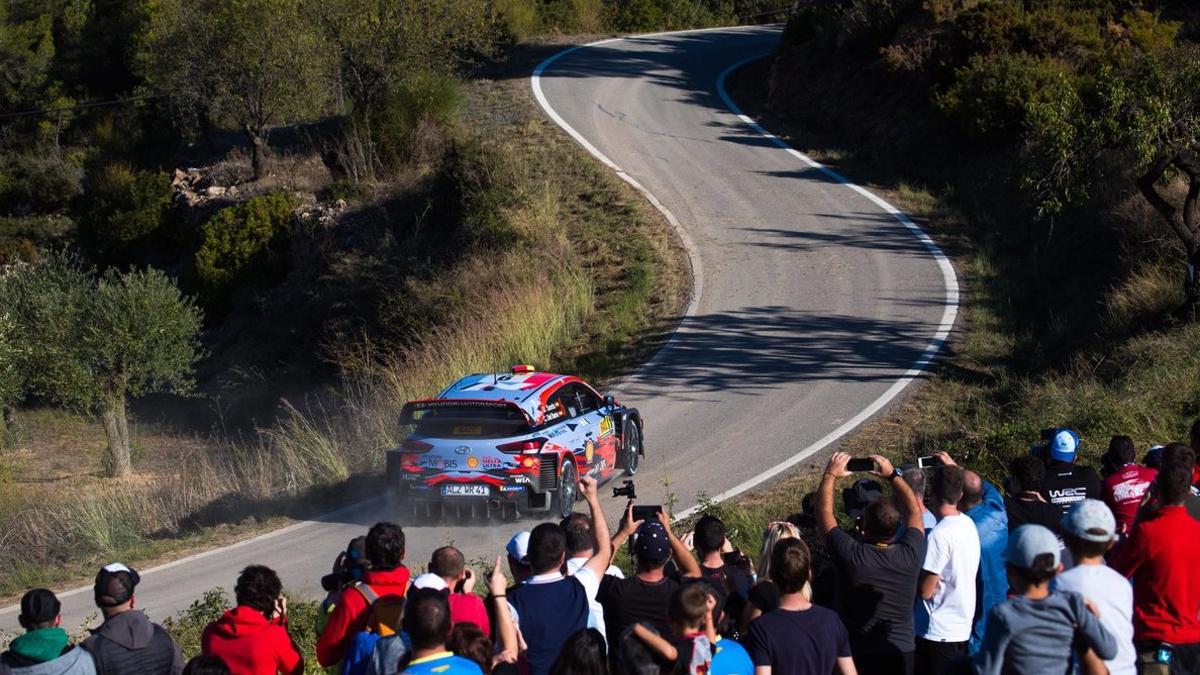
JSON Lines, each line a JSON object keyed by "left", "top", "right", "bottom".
{"left": 407, "top": 405, "right": 530, "bottom": 439}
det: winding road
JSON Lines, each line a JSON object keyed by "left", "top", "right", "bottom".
{"left": 0, "top": 24, "right": 956, "bottom": 633}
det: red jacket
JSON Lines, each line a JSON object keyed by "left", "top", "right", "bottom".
{"left": 201, "top": 606, "right": 303, "bottom": 675}
{"left": 1110, "top": 505, "right": 1200, "bottom": 644}
{"left": 316, "top": 566, "right": 411, "bottom": 667}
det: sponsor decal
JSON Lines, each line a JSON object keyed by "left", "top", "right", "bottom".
{"left": 453, "top": 427, "right": 481, "bottom": 436}
{"left": 466, "top": 456, "right": 480, "bottom": 469}
{"left": 599, "top": 416, "right": 615, "bottom": 439}
{"left": 455, "top": 445, "right": 471, "bottom": 455}
{"left": 586, "top": 459, "right": 608, "bottom": 478}
{"left": 501, "top": 485, "right": 526, "bottom": 493}
{"left": 585, "top": 440, "right": 595, "bottom": 463}
{"left": 546, "top": 426, "right": 571, "bottom": 438}
{"left": 567, "top": 423, "right": 579, "bottom": 431}
{"left": 419, "top": 457, "right": 458, "bottom": 470}
{"left": 481, "top": 456, "right": 506, "bottom": 469}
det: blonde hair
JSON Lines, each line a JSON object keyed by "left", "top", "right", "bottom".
{"left": 756, "top": 522, "right": 802, "bottom": 580}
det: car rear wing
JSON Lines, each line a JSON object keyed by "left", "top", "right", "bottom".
{"left": 400, "top": 399, "right": 534, "bottom": 425}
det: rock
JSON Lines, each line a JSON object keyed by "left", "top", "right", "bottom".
{"left": 335, "top": 199, "right": 347, "bottom": 210}
{"left": 204, "top": 186, "right": 227, "bottom": 197}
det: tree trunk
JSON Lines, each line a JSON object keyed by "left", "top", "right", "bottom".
{"left": 102, "top": 400, "right": 132, "bottom": 478}
{"left": 245, "top": 125, "right": 269, "bottom": 180}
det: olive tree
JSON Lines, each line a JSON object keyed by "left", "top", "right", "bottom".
{"left": 0, "top": 252, "right": 203, "bottom": 477}
{"left": 141, "top": 0, "right": 332, "bottom": 179}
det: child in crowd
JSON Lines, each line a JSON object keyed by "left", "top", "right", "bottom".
{"left": 973, "top": 525, "right": 1117, "bottom": 675}
{"left": 632, "top": 583, "right": 718, "bottom": 674}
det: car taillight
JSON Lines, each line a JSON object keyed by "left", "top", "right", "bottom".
{"left": 498, "top": 438, "right": 546, "bottom": 454}
{"left": 401, "top": 454, "right": 421, "bottom": 468}
{"left": 401, "top": 439, "right": 433, "bottom": 453}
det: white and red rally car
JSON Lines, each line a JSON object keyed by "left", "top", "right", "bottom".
{"left": 386, "top": 366, "right": 644, "bottom": 520}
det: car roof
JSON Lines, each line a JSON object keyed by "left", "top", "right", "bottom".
{"left": 436, "top": 371, "right": 572, "bottom": 421}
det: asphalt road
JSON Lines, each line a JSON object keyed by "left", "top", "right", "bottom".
{"left": 0, "top": 25, "right": 956, "bottom": 633}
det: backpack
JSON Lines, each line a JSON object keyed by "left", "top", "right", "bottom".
{"left": 340, "top": 583, "right": 407, "bottom": 675}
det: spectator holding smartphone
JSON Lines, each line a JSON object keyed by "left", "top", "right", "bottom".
{"left": 427, "top": 547, "right": 490, "bottom": 638}
{"left": 201, "top": 565, "right": 303, "bottom": 675}
{"left": 816, "top": 452, "right": 925, "bottom": 675}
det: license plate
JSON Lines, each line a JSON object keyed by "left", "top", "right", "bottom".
{"left": 442, "top": 484, "right": 489, "bottom": 497}
{"left": 452, "top": 425, "right": 482, "bottom": 436}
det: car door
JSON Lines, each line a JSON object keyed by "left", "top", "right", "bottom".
{"left": 544, "top": 385, "right": 589, "bottom": 476}
{"left": 566, "top": 384, "right": 615, "bottom": 480}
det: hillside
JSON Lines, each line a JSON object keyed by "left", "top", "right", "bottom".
{"left": 697, "top": 0, "right": 1200, "bottom": 532}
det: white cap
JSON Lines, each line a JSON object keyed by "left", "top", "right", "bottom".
{"left": 412, "top": 573, "right": 449, "bottom": 591}
{"left": 506, "top": 531, "right": 531, "bottom": 565}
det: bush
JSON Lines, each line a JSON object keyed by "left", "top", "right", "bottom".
{"left": 371, "top": 72, "right": 462, "bottom": 173}
{"left": 0, "top": 215, "right": 74, "bottom": 264}
{"left": 194, "top": 193, "right": 300, "bottom": 301}
{"left": 938, "top": 52, "right": 1076, "bottom": 141}
{"left": 75, "top": 163, "right": 173, "bottom": 258}
{"left": 0, "top": 152, "right": 84, "bottom": 215}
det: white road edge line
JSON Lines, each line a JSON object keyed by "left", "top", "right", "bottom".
{"left": 531, "top": 32, "right": 959, "bottom": 522}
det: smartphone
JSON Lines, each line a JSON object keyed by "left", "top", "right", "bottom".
{"left": 846, "top": 457, "right": 877, "bottom": 472}
{"left": 632, "top": 504, "right": 663, "bottom": 522}
{"left": 917, "top": 455, "right": 944, "bottom": 469}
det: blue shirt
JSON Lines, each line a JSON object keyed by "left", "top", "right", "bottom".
{"left": 711, "top": 636, "right": 753, "bottom": 675}
{"left": 402, "top": 652, "right": 482, "bottom": 675}
{"left": 965, "top": 479, "right": 1009, "bottom": 654}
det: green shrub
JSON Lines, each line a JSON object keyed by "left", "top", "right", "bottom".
{"left": 610, "top": 0, "right": 665, "bottom": 32}
{"left": 194, "top": 193, "right": 299, "bottom": 301}
{"left": 0, "top": 215, "right": 73, "bottom": 264}
{"left": 938, "top": 52, "right": 1076, "bottom": 140}
{"left": 0, "top": 152, "right": 84, "bottom": 215}
{"left": 366, "top": 72, "right": 462, "bottom": 175}
{"left": 494, "top": 0, "right": 541, "bottom": 40}
{"left": 75, "top": 163, "right": 173, "bottom": 258}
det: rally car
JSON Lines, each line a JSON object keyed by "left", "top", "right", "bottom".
{"left": 386, "top": 366, "right": 644, "bottom": 520}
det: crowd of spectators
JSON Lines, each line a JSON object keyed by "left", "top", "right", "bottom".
{"left": 5, "top": 421, "right": 1200, "bottom": 675}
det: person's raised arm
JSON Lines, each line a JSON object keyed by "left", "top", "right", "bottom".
{"left": 611, "top": 501, "right": 643, "bottom": 551}
{"left": 632, "top": 623, "right": 678, "bottom": 663}
{"left": 661, "top": 510, "right": 702, "bottom": 578}
{"left": 817, "top": 453, "right": 851, "bottom": 544}
{"left": 870, "top": 455, "right": 922, "bottom": 534}
{"left": 580, "top": 476, "right": 613, "bottom": 578}
{"left": 488, "top": 555, "right": 520, "bottom": 659}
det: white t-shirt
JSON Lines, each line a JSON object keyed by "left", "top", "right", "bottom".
{"left": 565, "top": 556, "right": 624, "bottom": 642}
{"left": 1053, "top": 563, "right": 1136, "bottom": 675}
{"left": 916, "top": 513, "right": 980, "bottom": 642}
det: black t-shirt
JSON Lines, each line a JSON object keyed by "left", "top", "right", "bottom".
{"left": 1040, "top": 461, "right": 1102, "bottom": 514}
{"left": 1005, "top": 496, "right": 1065, "bottom": 533}
{"left": 747, "top": 605, "right": 851, "bottom": 675}
{"left": 598, "top": 574, "right": 680, "bottom": 639}
{"left": 826, "top": 526, "right": 925, "bottom": 655}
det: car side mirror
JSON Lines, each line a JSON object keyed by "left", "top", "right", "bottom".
{"left": 604, "top": 395, "right": 616, "bottom": 410}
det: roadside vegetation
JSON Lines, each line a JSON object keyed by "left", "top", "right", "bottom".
{"left": 0, "top": 0, "right": 735, "bottom": 597}
{"left": 697, "top": 0, "right": 1200, "bottom": 537}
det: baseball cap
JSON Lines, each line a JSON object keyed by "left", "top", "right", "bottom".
{"left": 94, "top": 562, "right": 140, "bottom": 608}
{"left": 633, "top": 521, "right": 672, "bottom": 563}
{"left": 842, "top": 479, "right": 883, "bottom": 520}
{"left": 1049, "top": 429, "right": 1081, "bottom": 462}
{"left": 1061, "top": 499, "right": 1116, "bottom": 543}
{"left": 412, "top": 573, "right": 449, "bottom": 591}
{"left": 1004, "top": 524, "right": 1060, "bottom": 570}
{"left": 19, "top": 588, "right": 60, "bottom": 625}
{"left": 506, "top": 531, "right": 531, "bottom": 566}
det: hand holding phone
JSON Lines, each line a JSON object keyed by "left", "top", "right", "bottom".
{"left": 846, "top": 457, "right": 877, "bottom": 472}
{"left": 917, "top": 455, "right": 945, "bottom": 469}
{"left": 632, "top": 504, "right": 663, "bottom": 523}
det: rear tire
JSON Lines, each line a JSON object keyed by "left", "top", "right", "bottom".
{"left": 555, "top": 460, "right": 578, "bottom": 519}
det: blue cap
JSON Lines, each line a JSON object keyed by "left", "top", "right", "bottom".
{"left": 1050, "top": 429, "right": 1081, "bottom": 462}
{"left": 1004, "top": 524, "right": 1061, "bottom": 570}
{"left": 633, "top": 521, "right": 672, "bottom": 563}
